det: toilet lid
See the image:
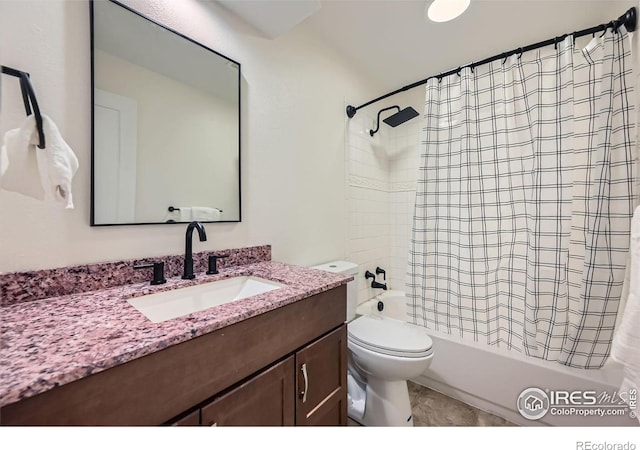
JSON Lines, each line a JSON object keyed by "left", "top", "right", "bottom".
{"left": 348, "top": 316, "right": 433, "bottom": 358}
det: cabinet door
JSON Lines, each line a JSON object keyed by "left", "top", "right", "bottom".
{"left": 169, "top": 409, "right": 200, "bottom": 426}
{"left": 201, "top": 356, "right": 295, "bottom": 426}
{"left": 295, "top": 325, "right": 347, "bottom": 426}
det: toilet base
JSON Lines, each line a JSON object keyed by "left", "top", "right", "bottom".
{"left": 358, "top": 378, "right": 414, "bottom": 427}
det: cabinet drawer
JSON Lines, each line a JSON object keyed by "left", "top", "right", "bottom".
{"left": 201, "top": 356, "right": 295, "bottom": 426}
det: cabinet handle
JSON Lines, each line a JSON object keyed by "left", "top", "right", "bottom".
{"left": 300, "top": 363, "right": 309, "bottom": 403}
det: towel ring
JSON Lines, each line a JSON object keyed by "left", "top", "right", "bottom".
{"left": 1, "top": 66, "right": 45, "bottom": 148}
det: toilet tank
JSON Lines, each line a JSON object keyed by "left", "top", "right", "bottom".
{"left": 311, "top": 260, "right": 359, "bottom": 322}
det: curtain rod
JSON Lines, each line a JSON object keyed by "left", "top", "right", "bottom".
{"left": 346, "top": 7, "right": 637, "bottom": 119}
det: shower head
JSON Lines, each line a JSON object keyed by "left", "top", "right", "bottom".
{"left": 369, "top": 106, "right": 419, "bottom": 136}
{"left": 383, "top": 107, "right": 419, "bottom": 127}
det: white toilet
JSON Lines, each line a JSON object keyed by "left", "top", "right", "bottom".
{"left": 311, "top": 261, "right": 433, "bottom": 426}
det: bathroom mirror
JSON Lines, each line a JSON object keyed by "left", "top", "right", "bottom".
{"left": 90, "top": 0, "right": 241, "bottom": 225}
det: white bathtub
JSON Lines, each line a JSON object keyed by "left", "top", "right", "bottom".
{"left": 358, "top": 290, "right": 635, "bottom": 426}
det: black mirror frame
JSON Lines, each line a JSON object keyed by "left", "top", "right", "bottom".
{"left": 89, "top": 0, "right": 242, "bottom": 226}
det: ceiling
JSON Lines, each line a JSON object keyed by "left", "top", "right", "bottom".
{"left": 303, "top": 0, "right": 636, "bottom": 94}
{"left": 215, "top": 1, "right": 627, "bottom": 98}
{"left": 217, "top": 0, "right": 321, "bottom": 39}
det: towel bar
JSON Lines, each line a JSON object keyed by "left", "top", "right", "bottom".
{"left": 168, "top": 206, "right": 224, "bottom": 213}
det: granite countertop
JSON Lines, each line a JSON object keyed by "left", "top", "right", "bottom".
{"left": 0, "top": 261, "right": 351, "bottom": 408}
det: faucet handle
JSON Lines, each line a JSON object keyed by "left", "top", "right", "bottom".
{"left": 206, "top": 254, "right": 229, "bottom": 275}
{"left": 364, "top": 270, "right": 375, "bottom": 280}
{"left": 375, "top": 267, "right": 386, "bottom": 280}
{"left": 134, "top": 261, "right": 167, "bottom": 285}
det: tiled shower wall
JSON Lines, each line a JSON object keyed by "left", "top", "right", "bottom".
{"left": 346, "top": 104, "right": 422, "bottom": 305}
{"left": 388, "top": 120, "right": 422, "bottom": 290}
{"left": 345, "top": 110, "right": 391, "bottom": 305}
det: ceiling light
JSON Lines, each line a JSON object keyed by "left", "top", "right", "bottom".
{"left": 426, "top": 0, "right": 470, "bottom": 23}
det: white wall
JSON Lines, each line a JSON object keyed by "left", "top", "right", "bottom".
{"left": 0, "top": 0, "right": 380, "bottom": 273}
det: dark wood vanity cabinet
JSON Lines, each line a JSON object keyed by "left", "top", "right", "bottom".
{"left": 193, "top": 325, "right": 347, "bottom": 427}
{"left": 1, "top": 286, "right": 347, "bottom": 426}
{"left": 171, "top": 409, "right": 200, "bottom": 426}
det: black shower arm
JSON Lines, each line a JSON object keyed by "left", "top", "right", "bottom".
{"left": 369, "top": 105, "right": 400, "bottom": 137}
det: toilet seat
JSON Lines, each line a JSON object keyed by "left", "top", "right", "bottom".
{"left": 348, "top": 316, "right": 433, "bottom": 358}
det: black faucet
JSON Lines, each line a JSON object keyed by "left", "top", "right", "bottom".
{"left": 134, "top": 261, "right": 166, "bottom": 285}
{"left": 365, "top": 270, "right": 387, "bottom": 290}
{"left": 207, "top": 254, "right": 229, "bottom": 275}
{"left": 182, "top": 221, "right": 207, "bottom": 280}
{"left": 365, "top": 270, "right": 376, "bottom": 281}
{"left": 371, "top": 280, "right": 388, "bottom": 290}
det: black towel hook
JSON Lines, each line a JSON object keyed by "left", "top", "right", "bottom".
{"left": 1, "top": 66, "right": 45, "bottom": 149}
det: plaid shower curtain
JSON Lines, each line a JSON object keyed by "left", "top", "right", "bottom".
{"left": 408, "top": 29, "right": 635, "bottom": 369}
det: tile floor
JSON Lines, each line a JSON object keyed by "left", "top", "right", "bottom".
{"left": 349, "top": 381, "right": 515, "bottom": 426}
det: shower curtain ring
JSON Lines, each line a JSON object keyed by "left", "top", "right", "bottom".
{"left": 501, "top": 53, "right": 508, "bottom": 64}
{"left": 456, "top": 67, "right": 462, "bottom": 76}
{"left": 517, "top": 48, "right": 523, "bottom": 59}
{"left": 553, "top": 34, "right": 568, "bottom": 49}
{"left": 600, "top": 23, "right": 609, "bottom": 37}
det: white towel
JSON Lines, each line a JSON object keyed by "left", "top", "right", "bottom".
{"left": 191, "top": 206, "right": 221, "bottom": 221}
{"left": 1, "top": 125, "right": 44, "bottom": 200}
{"left": 611, "top": 204, "right": 640, "bottom": 424}
{"left": 0, "top": 114, "right": 78, "bottom": 208}
{"left": 0, "top": 132, "right": 9, "bottom": 178}
{"left": 179, "top": 207, "right": 193, "bottom": 222}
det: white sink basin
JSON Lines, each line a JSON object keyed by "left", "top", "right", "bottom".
{"left": 127, "top": 276, "right": 284, "bottom": 323}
